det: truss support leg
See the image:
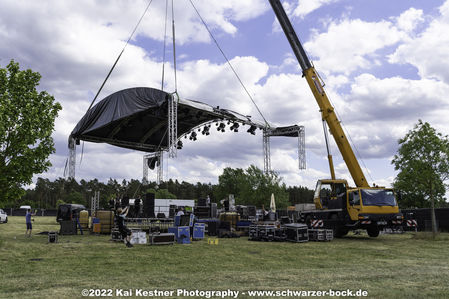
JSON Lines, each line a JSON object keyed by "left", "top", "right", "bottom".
{"left": 142, "top": 155, "right": 149, "bottom": 184}
{"left": 298, "top": 126, "right": 306, "bottom": 170}
{"left": 68, "top": 137, "right": 76, "bottom": 179}
{"left": 263, "top": 130, "right": 271, "bottom": 174}
{"left": 168, "top": 93, "right": 178, "bottom": 158}
{"left": 157, "top": 151, "right": 163, "bottom": 185}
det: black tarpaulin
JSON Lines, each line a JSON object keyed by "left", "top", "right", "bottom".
{"left": 70, "top": 87, "right": 267, "bottom": 152}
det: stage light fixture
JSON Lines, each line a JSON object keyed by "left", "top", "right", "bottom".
{"left": 247, "top": 125, "right": 257, "bottom": 135}
{"left": 202, "top": 125, "right": 210, "bottom": 135}
{"left": 230, "top": 123, "right": 239, "bottom": 132}
{"left": 177, "top": 140, "right": 183, "bottom": 149}
{"left": 189, "top": 131, "right": 197, "bottom": 141}
{"left": 217, "top": 123, "right": 225, "bottom": 132}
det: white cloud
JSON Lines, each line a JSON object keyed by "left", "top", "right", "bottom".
{"left": 293, "top": 0, "right": 340, "bottom": 19}
{"left": 395, "top": 7, "right": 424, "bottom": 33}
{"left": 389, "top": 1, "right": 449, "bottom": 84}
{"left": 304, "top": 18, "right": 406, "bottom": 75}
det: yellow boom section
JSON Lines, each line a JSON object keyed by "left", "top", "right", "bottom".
{"left": 304, "top": 68, "right": 369, "bottom": 188}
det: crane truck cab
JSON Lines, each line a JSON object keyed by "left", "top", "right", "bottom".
{"left": 312, "top": 180, "right": 403, "bottom": 237}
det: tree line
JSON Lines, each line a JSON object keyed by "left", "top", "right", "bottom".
{"left": 16, "top": 165, "right": 315, "bottom": 210}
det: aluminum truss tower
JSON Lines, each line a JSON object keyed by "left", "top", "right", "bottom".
{"left": 263, "top": 126, "right": 306, "bottom": 173}
{"left": 263, "top": 130, "right": 271, "bottom": 174}
{"left": 143, "top": 151, "right": 163, "bottom": 185}
{"left": 168, "top": 94, "right": 178, "bottom": 158}
{"left": 68, "top": 137, "right": 76, "bottom": 179}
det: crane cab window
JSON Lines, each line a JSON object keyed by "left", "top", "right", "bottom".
{"left": 360, "top": 189, "right": 397, "bottom": 206}
{"left": 314, "top": 182, "right": 332, "bottom": 208}
{"left": 350, "top": 191, "right": 360, "bottom": 205}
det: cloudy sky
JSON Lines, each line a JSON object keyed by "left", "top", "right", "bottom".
{"left": 1, "top": 0, "right": 448, "bottom": 191}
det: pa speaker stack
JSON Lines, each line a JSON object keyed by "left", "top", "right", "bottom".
{"left": 210, "top": 203, "right": 218, "bottom": 218}
{"left": 207, "top": 221, "right": 218, "bottom": 236}
{"left": 169, "top": 205, "right": 177, "bottom": 218}
{"left": 197, "top": 198, "right": 207, "bottom": 207}
{"left": 248, "top": 206, "right": 256, "bottom": 216}
{"left": 194, "top": 206, "right": 210, "bottom": 219}
{"left": 143, "top": 193, "right": 155, "bottom": 218}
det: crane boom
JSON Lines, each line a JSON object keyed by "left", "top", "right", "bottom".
{"left": 269, "top": 0, "right": 369, "bottom": 188}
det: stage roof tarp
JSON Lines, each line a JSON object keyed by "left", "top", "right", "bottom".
{"left": 70, "top": 87, "right": 268, "bottom": 152}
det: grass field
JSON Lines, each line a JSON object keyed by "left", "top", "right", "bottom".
{"left": 1, "top": 216, "right": 449, "bottom": 299}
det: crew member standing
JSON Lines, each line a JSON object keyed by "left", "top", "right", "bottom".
{"left": 176, "top": 207, "right": 184, "bottom": 216}
{"left": 116, "top": 207, "right": 133, "bottom": 248}
{"left": 25, "top": 209, "right": 35, "bottom": 237}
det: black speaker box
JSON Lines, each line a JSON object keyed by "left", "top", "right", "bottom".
{"left": 143, "top": 193, "right": 155, "bottom": 218}
{"left": 169, "top": 205, "right": 177, "bottom": 218}
{"left": 121, "top": 196, "right": 129, "bottom": 207}
{"left": 248, "top": 206, "right": 256, "bottom": 217}
{"left": 197, "top": 198, "right": 207, "bottom": 207}
{"left": 219, "top": 221, "right": 231, "bottom": 230}
{"left": 210, "top": 203, "right": 217, "bottom": 218}
{"left": 59, "top": 220, "right": 77, "bottom": 235}
{"left": 207, "top": 221, "right": 218, "bottom": 236}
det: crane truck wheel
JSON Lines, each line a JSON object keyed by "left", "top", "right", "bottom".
{"left": 330, "top": 214, "right": 347, "bottom": 238}
{"left": 367, "top": 227, "right": 380, "bottom": 238}
{"left": 305, "top": 216, "right": 312, "bottom": 228}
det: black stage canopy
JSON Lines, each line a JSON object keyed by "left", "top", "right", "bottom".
{"left": 70, "top": 87, "right": 269, "bottom": 152}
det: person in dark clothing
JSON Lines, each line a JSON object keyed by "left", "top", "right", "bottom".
{"left": 116, "top": 207, "right": 133, "bottom": 247}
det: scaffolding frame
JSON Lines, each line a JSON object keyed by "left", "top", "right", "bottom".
{"left": 91, "top": 191, "right": 100, "bottom": 215}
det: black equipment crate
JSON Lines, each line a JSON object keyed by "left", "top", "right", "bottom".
{"left": 308, "top": 229, "right": 326, "bottom": 241}
{"left": 48, "top": 231, "right": 58, "bottom": 243}
{"left": 258, "top": 225, "right": 276, "bottom": 241}
{"left": 149, "top": 233, "right": 175, "bottom": 245}
{"left": 59, "top": 220, "right": 77, "bottom": 235}
{"left": 283, "top": 223, "right": 308, "bottom": 243}
{"left": 249, "top": 224, "right": 277, "bottom": 241}
{"left": 274, "top": 227, "right": 287, "bottom": 242}
{"left": 111, "top": 229, "right": 122, "bottom": 242}
{"left": 249, "top": 224, "right": 259, "bottom": 240}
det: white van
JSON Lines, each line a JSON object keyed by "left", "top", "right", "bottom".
{"left": 0, "top": 209, "right": 8, "bottom": 223}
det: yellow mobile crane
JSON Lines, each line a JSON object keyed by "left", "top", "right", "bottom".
{"left": 269, "top": 0, "right": 402, "bottom": 237}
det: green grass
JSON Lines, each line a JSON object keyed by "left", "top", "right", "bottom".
{"left": 1, "top": 216, "right": 449, "bottom": 298}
